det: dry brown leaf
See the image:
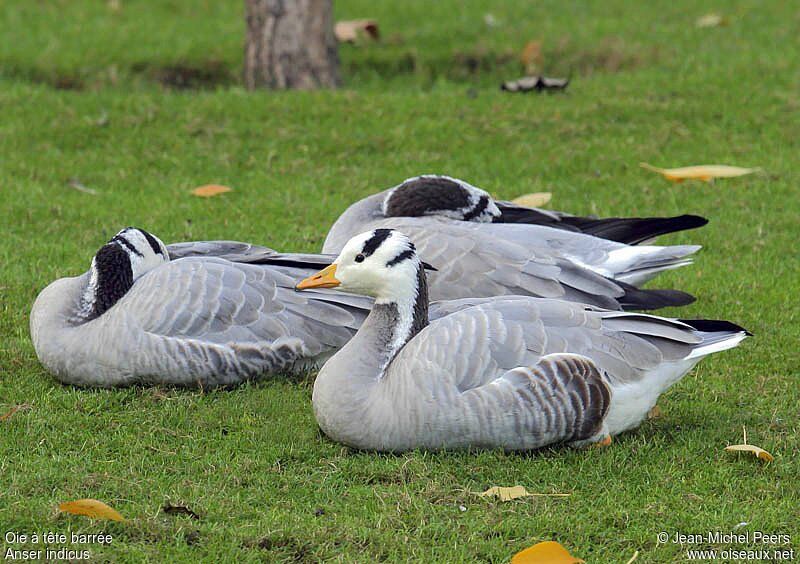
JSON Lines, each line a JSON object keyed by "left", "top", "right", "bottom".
{"left": 512, "top": 540, "right": 585, "bottom": 563}
{"left": 696, "top": 13, "right": 727, "bottom": 28}
{"left": 511, "top": 192, "right": 552, "bottom": 208}
{"left": 1, "top": 404, "right": 31, "bottom": 422}
{"left": 192, "top": 184, "right": 232, "bottom": 198}
{"left": 640, "top": 163, "right": 759, "bottom": 183}
{"left": 475, "top": 485, "right": 570, "bottom": 502}
{"left": 59, "top": 499, "right": 126, "bottom": 522}
{"left": 520, "top": 40, "right": 543, "bottom": 73}
{"left": 647, "top": 405, "right": 662, "bottom": 419}
{"left": 335, "top": 20, "right": 379, "bottom": 43}
{"left": 725, "top": 426, "right": 773, "bottom": 462}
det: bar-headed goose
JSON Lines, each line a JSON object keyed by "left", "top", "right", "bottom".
{"left": 30, "top": 227, "right": 373, "bottom": 388}
{"left": 296, "top": 229, "right": 749, "bottom": 452}
{"left": 323, "top": 175, "right": 707, "bottom": 310}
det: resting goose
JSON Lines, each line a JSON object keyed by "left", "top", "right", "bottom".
{"left": 30, "top": 227, "right": 374, "bottom": 388}
{"left": 323, "top": 175, "right": 707, "bottom": 310}
{"left": 296, "top": 229, "right": 749, "bottom": 452}
{"left": 33, "top": 225, "right": 671, "bottom": 388}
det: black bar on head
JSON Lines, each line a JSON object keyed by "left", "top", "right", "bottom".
{"left": 361, "top": 229, "right": 393, "bottom": 257}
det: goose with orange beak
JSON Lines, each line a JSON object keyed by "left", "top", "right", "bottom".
{"left": 296, "top": 228, "right": 749, "bottom": 452}
{"left": 296, "top": 264, "right": 340, "bottom": 290}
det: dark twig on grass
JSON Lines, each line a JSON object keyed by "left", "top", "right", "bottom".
{"left": 163, "top": 503, "right": 201, "bottom": 520}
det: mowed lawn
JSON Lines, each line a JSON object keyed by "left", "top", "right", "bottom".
{"left": 1, "top": 1, "right": 798, "bottom": 562}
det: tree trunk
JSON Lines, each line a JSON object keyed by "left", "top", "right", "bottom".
{"left": 244, "top": 0, "right": 340, "bottom": 90}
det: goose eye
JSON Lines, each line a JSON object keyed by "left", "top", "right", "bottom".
{"left": 354, "top": 254, "right": 365, "bottom": 263}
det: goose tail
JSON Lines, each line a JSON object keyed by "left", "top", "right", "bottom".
{"left": 555, "top": 214, "right": 708, "bottom": 245}
{"left": 605, "top": 244, "right": 701, "bottom": 286}
{"left": 681, "top": 319, "right": 752, "bottom": 359}
{"left": 617, "top": 282, "right": 696, "bottom": 310}
{"left": 494, "top": 203, "right": 708, "bottom": 244}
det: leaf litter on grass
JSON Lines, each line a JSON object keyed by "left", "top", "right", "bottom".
{"left": 640, "top": 163, "right": 760, "bottom": 182}
{"left": 511, "top": 192, "right": 552, "bottom": 207}
{"left": 59, "top": 499, "right": 126, "bottom": 522}
{"left": 192, "top": 184, "right": 232, "bottom": 197}
{"left": 474, "top": 485, "right": 570, "bottom": 501}
{"left": 162, "top": 503, "right": 201, "bottom": 519}
{"left": 335, "top": 20, "right": 380, "bottom": 43}
{"left": 725, "top": 426, "right": 774, "bottom": 463}
{"left": 511, "top": 540, "right": 584, "bottom": 563}
{"left": 696, "top": 13, "right": 728, "bottom": 28}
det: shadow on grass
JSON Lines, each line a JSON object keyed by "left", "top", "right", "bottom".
{"left": 0, "top": 35, "right": 657, "bottom": 92}
{"left": 0, "top": 59, "right": 236, "bottom": 91}
{"left": 130, "top": 60, "right": 236, "bottom": 90}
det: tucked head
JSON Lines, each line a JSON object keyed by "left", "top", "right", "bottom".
{"left": 382, "top": 175, "right": 500, "bottom": 223}
{"left": 102, "top": 227, "right": 169, "bottom": 278}
{"left": 296, "top": 229, "right": 424, "bottom": 302}
{"left": 79, "top": 227, "right": 169, "bottom": 319}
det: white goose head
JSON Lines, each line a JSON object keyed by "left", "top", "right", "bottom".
{"left": 297, "top": 229, "right": 430, "bottom": 368}
{"left": 297, "top": 229, "right": 423, "bottom": 303}
{"left": 78, "top": 227, "right": 169, "bottom": 320}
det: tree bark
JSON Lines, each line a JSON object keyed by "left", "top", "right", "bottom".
{"left": 244, "top": 0, "right": 340, "bottom": 90}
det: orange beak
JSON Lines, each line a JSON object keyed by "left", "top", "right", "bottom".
{"left": 296, "top": 264, "right": 341, "bottom": 290}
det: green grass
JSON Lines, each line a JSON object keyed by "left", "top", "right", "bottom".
{"left": 1, "top": 1, "right": 798, "bottom": 562}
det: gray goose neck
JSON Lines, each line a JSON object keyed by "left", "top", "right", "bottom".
{"left": 372, "top": 264, "right": 429, "bottom": 374}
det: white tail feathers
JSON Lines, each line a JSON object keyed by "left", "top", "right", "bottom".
{"left": 686, "top": 330, "right": 749, "bottom": 360}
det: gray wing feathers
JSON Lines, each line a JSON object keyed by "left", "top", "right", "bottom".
{"left": 382, "top": 299, "right": 710, "bottom": 449}
{"left": 351, "top": 217, "right": 632, "bottom": 309}
{"left": 166, "top": 241, "right": 277, "bottom": 262}
{"left": 396, "top": 298, "right": 702, "bottom": 395}
{"left": 462, "top": 354, "right": 611, "bottom": 448}
{"left": 101, "top": 258, "right": 368, "bottom": 386}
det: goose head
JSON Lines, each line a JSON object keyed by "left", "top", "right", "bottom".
{"left": 296, "top": 229, "right": 426, "bottom": 304}
{"left": 78, "top": 227, "right": 169, "bottom": 320}
{"left": 381, "top": 175, "right": 501, "bottom": 223}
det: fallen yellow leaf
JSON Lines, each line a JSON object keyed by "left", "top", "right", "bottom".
{"left": 724, "top": 426, "right": 774, "bottom": 463}
{"left": 335, "top": 20, "right": 379, "bottom": 43}
{"left": 647, "top": 405, "right": 662, "bottom": 419}
{"left": 725, "top": 444, "right": 774, "bottom": 462}
{"left": 58, "top": 499, "right": 126, "bottom": 522}
{"left": 696, "top": 13, "right": 727, "bottom": 28}
{"left": 475, "top": 485, "right": 569, "bottom": 502}
{"left": 511, "top": 192, "right": 552, "bottom": 208}
{"left": 512, "top": 541, "right": 584, "bottom": 564}
{"left": 192, "top": 184, "right": 232, "bottom": 198}
{"left": 640, "top": 163, "right": 759, "bottom": 183}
